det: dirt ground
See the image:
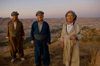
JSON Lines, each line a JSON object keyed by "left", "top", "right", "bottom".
{"left": 0, "top": 41, "right": 100, "bottom": 66}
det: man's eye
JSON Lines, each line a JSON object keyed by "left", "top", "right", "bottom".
{"left": 67, "top": 15, "right": 70, "bottom": 17}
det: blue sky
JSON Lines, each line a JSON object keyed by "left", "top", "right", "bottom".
{"left": 0, "top": 0, "right": 100, "bottom": 18}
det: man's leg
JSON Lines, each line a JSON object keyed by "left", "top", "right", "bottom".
{"left": 10, "top": 47, "right": 16, "bottom": 59}
{"left": 17, "top": 37, "right": 25, "bottom": 60}
{"left": 9, "top": 37, "right": 17, "bottom": 62}
{"left": 17, "top": 46, "right": 24, "bottom": 60}
{"left": 42, "top": 41, "right": 50, "bottom": 66}
{"left": 34, "top": 40, "right": 41, "bottom": 66}
{"left": 35, "top": 55, "right": 41, "bottom": 66}
{"left": 17, "top": 38, "right": 24, "bottom": 57}
{"left": 71, "top": 45, "right": 79, "bottom": 66}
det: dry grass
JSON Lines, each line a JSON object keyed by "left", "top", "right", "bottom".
{"left": 0, "top": 26, "right": 100, "bottom": 66}
{"left": 88, "top": 48, "right": 98, "bottom": 66}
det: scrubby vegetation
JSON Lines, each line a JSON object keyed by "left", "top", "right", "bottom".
{"left": 80, "top": 26, "right": 100, "bottom": 66}
{"left": 81, "top": 26, "right": 100, "bottom": 42}
{"left": 0, "top": 25, "right": 100, "bottom": 66}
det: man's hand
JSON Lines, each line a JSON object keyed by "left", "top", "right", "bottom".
{"left": 61, "top": 42, "right": 64, "bottom": 48}
{"left": 46, "top": 42, "right": 50, "bottom": 46}
{"left": 31, "top": 40, "right": 35, "bottom": 45}
{"left": 70, "top": 35, "right": 77, "bottom": 40}
{"left": 73, "top": 42, "right": 76, "bottom": 46}
{"left": 6, "top": 37, "right": 10, "bottom": 41}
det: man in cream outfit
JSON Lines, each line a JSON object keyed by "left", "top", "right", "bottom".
{"left": 60, "top": 10, "right": 82, "bottom": 66}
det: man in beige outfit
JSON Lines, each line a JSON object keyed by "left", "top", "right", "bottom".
{"left": 60, "top": 10, "right": 82, "bottom": 66}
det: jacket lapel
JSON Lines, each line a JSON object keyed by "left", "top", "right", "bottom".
{"left": 40, "top": 22, "right": 44, "bottom": 32}
{"left": 15, "top": 21, "right": 19, "bottom": 31}
{"left": 65, "top": 22, "right": 69, "bottom": 35}
{"left": 14, "top": 20, "right": 20, "bottom": 32}
{"left": 69, "top": 25, "right": 74, "bottom": 34}
{"left": 11, "top": 21, "right": 15, "bottom": 31}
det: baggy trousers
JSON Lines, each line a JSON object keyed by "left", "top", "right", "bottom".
{"left": 9, "top": 37, "right": 24, "bottom": 59}
{"left": 34, "top": 39, "right": 50, "bottom": 65}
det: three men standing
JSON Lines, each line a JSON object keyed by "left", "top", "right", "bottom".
{"left": 30, "top": 11, "right": 51, "bottom": 66}
{"left": 7, "top": 11, "right": 25, "bottom": 62}
{"left": 6, "top": 10, "right": 80, "bottom": 66}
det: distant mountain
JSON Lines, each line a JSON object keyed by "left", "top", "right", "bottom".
{"left": 0, "top": 17, "right": 10, "bottom": 20}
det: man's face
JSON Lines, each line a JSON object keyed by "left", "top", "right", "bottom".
{"left": 66, "top": 13, "right": 75, "bottom": 22}
{"left": 36, "top": 14, "right": 44, "bottom": 21}
{"left": 12, "top": 15, "right": 18, "bottom": 21}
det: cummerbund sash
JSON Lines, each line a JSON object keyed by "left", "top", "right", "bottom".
{"left": 34, "top": 34, "right": 48, "bottom": 40}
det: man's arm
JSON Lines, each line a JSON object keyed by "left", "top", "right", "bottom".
{"left": 6, "top": 22, "right": 10, "bottom": 41}
{"left": 30, "top": 24, "right": 34, "bottom": 41}
{"left": 30, "top": 23, "right": 35, "bottom": 45}
{"left": 21, "top": 22, "right": 25, "bottom": 37}
{"left": 47, "top": 23, "right": 51, "bottom": 44}
{"left": 7, "top": 23, "right": 9, "bottom": 37}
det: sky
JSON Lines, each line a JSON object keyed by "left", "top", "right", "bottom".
{"left": 0, "top": 0, "right": 100, "bottom": 18}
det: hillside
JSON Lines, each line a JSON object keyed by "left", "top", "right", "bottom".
{"left": 0, "top": 17, "right": 100, "bottom": 66}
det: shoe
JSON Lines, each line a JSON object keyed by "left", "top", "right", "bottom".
{"left": 20, "top": 57, "right": 25, "bottom": 61}
{"left": 11, "top": 58, "right": 15, "bottom": 62}
{"left": 44, "top": 64, "right": 49, "bottom": 66}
